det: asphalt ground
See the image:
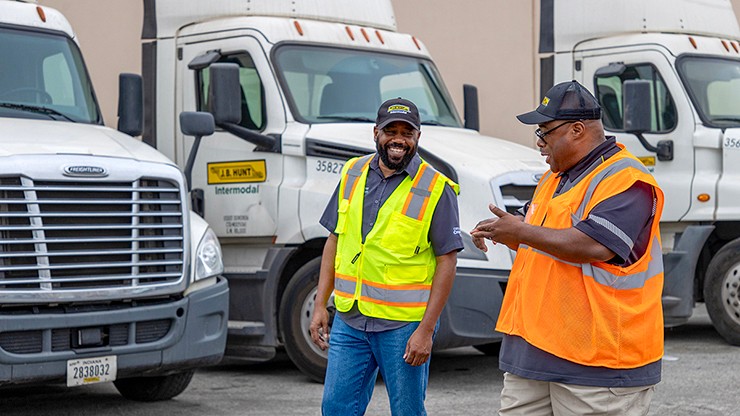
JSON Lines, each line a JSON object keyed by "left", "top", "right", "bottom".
{"left": 1, "top": 305, "right": 738, "bottom": 415}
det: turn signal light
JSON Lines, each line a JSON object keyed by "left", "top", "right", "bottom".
{"left": 697, "top": 193, "right": 710, "bottom": 202}
{"left": 37, "top": 6, "right": 46, "bottom": 22}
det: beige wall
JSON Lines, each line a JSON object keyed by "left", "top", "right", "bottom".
{"left": 41, "top": 1, "right": 142, "bottom": 130}
{"left": 38, "top": 0, "right": 740, "bottom": 148}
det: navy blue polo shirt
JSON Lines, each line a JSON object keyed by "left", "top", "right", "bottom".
{"left": 320, "top": 152, "right": 463, "bottom": 332}
{"left": 500, "top": 137, "right": 662, "bottom": 387}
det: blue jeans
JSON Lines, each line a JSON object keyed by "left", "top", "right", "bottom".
{"left": 322, "top": 315, "right": 434, "bottom": 416}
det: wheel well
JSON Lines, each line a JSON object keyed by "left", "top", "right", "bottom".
{"left": 695, "top": 222, "right": 740, "bottom": 302}
{"left": 275, "top": 238, "right": 326, "bottom": 338}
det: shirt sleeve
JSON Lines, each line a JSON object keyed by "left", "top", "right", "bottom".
{"left": 429, "top": 183, "right": 464, "bottom": 256}
{"left": 574, "top": 181, "right": 655, "bottom": 265}
{"left": 319, "top": 183, "right": 340, "bottom": 235}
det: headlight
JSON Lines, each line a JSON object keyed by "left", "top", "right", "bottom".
{"left": 195, "top": 228, "right": 224, "bottom": 280}
{"left": 458, "top": 231, "right": 488, "bottom": 261}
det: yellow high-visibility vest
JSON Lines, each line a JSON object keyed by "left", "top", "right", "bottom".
{"left": 333, "top": 154, "right": 459, "bottom": 321}
{"left": 496, "top": 145, "right": 665, "bottom": 368}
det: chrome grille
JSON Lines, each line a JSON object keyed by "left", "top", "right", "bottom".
{"left": 0, "top": 177, "right": 184, "bottom": 293}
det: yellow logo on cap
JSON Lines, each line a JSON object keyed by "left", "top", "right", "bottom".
{"left": 541, "top": 97, "right": 550, "bottom": 106}
{"left": 388, "top": 105, "right": 411, "bottom": 114}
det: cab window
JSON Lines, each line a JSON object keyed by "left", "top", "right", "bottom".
{"left": 197, "top": 53, "right": 265, "bottom": 131}
{"left": 594, "top": 64, "right": 677, "bottom": 133}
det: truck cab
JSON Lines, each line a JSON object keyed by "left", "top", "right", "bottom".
{"left": 0, "top": 1, "right": 228, "bottom": 400}
{"left": 539, "top": 0, "right": 740, "bottom": 344}
{"left": 143, "top": 0, "right": 547, "bottom": 381}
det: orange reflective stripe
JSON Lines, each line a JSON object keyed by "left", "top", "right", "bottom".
{"left": 359, "top": 296, "right": 427, "bottom": 308}
{"left": 335, "top": 273, "right": 357, "bottom": 283}
{"left": 347, "top": 156, "right": 373, "bottom": 202}
{"left": 402, "top": 163, "right": 439, "bottom": 220}
{"left": 402, "top": 164, "right": 427, "bottom": 214}
{"left": 416, "top": 173, "right": 439, "bottom": 221}
{"left": 334, "top": 289, "right": 354, "bottom": 299}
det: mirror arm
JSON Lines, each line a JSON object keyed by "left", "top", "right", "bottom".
{"left": 629, "top": 132, "right": 674, "bottom": 161}
{"left": 629, "top": 132, "right": 659, "bottom": 153}
{"left": 218, "top": 122, "right": 277, "bottom": 150}
{"left": 184, "top": 135, "right": 202, "bottom": 192}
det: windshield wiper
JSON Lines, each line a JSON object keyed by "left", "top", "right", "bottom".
{"left": 316, "top": 115, "right": 375, "bottom": 123}
{"left": 0, "top": 102, "right": 76, "bottom": 122}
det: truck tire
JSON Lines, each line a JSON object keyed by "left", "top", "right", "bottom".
{"left": 113, "top": 370, "right": 195, "bottom": 401}
{"left": 279, "top": 257, "right": 329, "bottom": 383}
{"left": 704, "top": 240, "right": 740, "bottom": 346}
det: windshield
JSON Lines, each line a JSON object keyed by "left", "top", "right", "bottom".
{"left": 273, "top": 45, "right": 462, "bottom": 127}
{"left": 0, "top": 26, "right": 100, "bottom": 123}
{"left": 677, "top": 55, "right": 740, "bottom": 128}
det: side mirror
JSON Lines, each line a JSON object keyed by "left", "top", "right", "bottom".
{"left": 208, "top": 63, "right": 241, "bottom": 125}
{"left": 623, "top": 80, "right": 673, "bottom": 161}
{"left": 180, "top": 111, "right": 215, "bottom": 137}
{"left": 179, "top": 111, "right": 215, "bottom": 193}
{"left": 623, "top": 80, "right": 652, "bottom": 133}
{"left": 207, "top": 62, "right": 277, "bottom": 150}
{"left": 463, "top": 84, "right": 480, "bottom": 131}
{"left": 117, "top": 73, "right": 143, "bottom": 137}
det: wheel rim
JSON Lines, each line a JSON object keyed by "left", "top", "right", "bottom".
{"left": 300, "top": 286, "right": 329, "bottom": 359}
{"left": 721, "top": 261, "right": 740, "bottom": 326}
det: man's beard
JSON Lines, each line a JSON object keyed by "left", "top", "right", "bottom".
{"left": 377, "top": 141, "right": 415, "bottom": 171}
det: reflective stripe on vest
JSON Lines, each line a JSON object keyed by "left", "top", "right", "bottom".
{"left": 402, "top": 163, "right": 440, "bottom": 221}
{"left": 334, "top": 273, "right": 357, "bottom": 298}
{"left": 521, "top": 235, "right": 663, "bottom": 290}
{"left": 341, "top": 155, "right": 374, "bottom": 202}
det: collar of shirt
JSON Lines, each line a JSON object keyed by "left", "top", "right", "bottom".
{"left": 558, "top": 136, "right": 620, "bottom": 185}
{"left": 368, "top": 151, "right": 422, "bottom": 179}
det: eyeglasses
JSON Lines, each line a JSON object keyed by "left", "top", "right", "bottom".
{"left": 534, "top": 121, "right": 576, "bottom": 142}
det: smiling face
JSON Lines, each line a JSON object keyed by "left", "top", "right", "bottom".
{"left": 374, "top": 120, "right": 420, "bottom": 173}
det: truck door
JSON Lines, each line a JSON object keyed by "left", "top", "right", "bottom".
{"left": 577, "top": 50, "right": 694, "bottom": 222}
{"left": 177, "top": 36, "right": 284, "bottom": 238}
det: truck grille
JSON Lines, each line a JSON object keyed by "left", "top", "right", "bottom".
{"left": 0, "top": 177, "right": 184, "bottom": 292}
{"left": 500, "top": 184, "right": 536, "bottom": 214}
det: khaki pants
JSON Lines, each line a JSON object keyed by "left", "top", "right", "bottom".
{"left": 499, "top": 372, "right": 655, "bottom": 416}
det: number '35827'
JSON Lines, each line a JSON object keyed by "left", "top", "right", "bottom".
{"left": 315, "top": 160, "right": 344, "bottom": 174}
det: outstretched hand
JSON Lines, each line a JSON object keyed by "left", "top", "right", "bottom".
{"left": 470, "top": 204, "right": 524, "bottom": 252}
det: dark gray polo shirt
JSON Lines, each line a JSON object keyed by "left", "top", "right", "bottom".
{"left": 500, "top": 137, "right": 662, "bottom": 387}
{"left": 320, "top": 152, "right": 463, "bottom": 332}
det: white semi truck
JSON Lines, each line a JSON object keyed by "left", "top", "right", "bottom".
{"left": 0, "top": 1, "right": 228, "bottom": 400}
{"left": 141, "top": 0, "right": 547, "bottom": 381}
{"left": 538, "top": 0, "right": 740, "bottom": 345}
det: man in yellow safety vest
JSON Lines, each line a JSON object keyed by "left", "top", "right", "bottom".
{"left": 310, "top": 98, "right": 463, "bottom": 415}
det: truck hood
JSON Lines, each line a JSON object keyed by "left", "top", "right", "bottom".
{"left": 0, "top": 118, "right": 175, "bottom": 165}
{"left": 306, "top": 123, "right": 548, "bottom": 179}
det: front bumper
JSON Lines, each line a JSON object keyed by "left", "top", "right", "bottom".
{"left": 0, "top": 276, "right": 229, "bottom": 385}
{"left": 434, "top": 267, "right": 509, "bottom": 350}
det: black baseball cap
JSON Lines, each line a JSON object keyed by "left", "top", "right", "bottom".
{"left": 517, "top": 80, "right": 601, "bottom": 125}
{"left": 376, "top": 98, "right": 421, "bottom": 130}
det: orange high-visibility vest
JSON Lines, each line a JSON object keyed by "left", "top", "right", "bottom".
{"left": 333, "top": 154, "right": 458, "bottom": 321}
{"left": 496, "top": 146, "right": 665, "bottom": 368}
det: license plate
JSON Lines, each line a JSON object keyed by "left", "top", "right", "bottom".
{"left": 66, "top": 355, "right": 117, "bottom": 387}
